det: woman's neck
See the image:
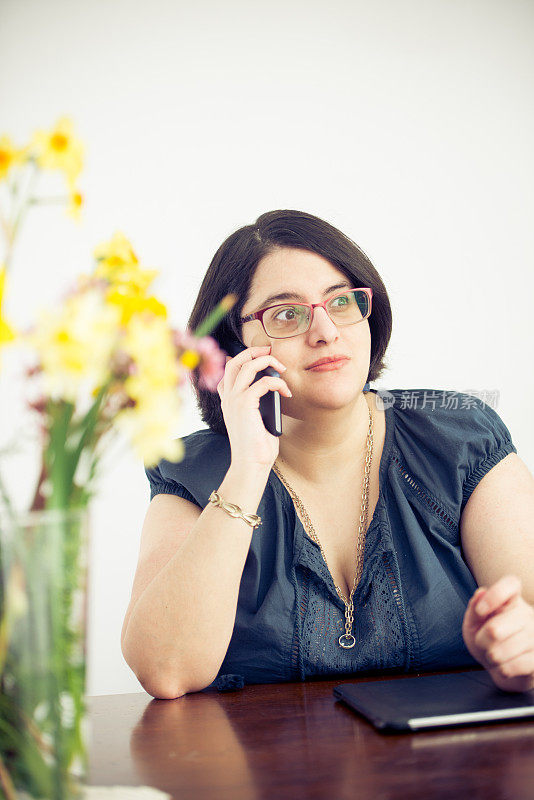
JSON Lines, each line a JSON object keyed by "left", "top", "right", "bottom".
{"left": 275, "top": 392, "right": 373, "bottom": 486}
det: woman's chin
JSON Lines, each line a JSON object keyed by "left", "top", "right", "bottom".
{"left": 291, "top": 386, "right": 360, "bottom": 411}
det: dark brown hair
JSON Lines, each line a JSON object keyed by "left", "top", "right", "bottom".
{"left": 187, "top": 209, "right": 392, "bottom": 435}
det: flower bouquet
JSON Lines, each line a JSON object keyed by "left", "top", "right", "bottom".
{"left": 0, "top": 119, "right": 233, "bottom": 799}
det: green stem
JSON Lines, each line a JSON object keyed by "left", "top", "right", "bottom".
{"left": 4, "top": 161, "right": 39, "bottom": 274}
{"left": 8, "top": 171, "right": 18, "bottom": 200}
{"left": 69, "top": 381, "right": 111, "bottom": 475}
{"left": 0, "top": 468, "right": 16, "bottom": 525}
{"left": 192, "top": 294, "right": 237, "bottom": 338}
{"left": 0, "top": 472, "right": 15, "bottom": 674}
{"left": 42, "top": 380, "right": 112, "bottom": 511}
{"left": 45, "top": 400, "right": 75, "bottom": 510}
{"left": 0, "top": 752, "right": 17, "bottom": 800}
{"left": 29, "top": 456, "right": 47, "bottom": 513}
{"left": 0, "top": 207, "right": 11, "bottom": 251}
{"left": 62, "top": 380, "right": 112, "bottom": 506}
{"left": 29, "top": 196, "right": 70, "bottom": 205}
{"left": 44, "top": 511, "right": 71, "bottom": 799}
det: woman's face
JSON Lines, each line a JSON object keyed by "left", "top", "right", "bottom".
{"left": 240, "top": 247, "right": 371, "bottom": 412}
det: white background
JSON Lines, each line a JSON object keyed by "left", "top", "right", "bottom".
{"left": 0, "top": 0, "right": 532, "bottom": 696}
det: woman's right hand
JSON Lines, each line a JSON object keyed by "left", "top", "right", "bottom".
{"left": 217, "top": 345, "right": 292, "bottom": 470}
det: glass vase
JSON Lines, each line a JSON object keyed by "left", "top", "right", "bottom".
{"left": 0, "top": 506, "right": 90, "bottom": 800}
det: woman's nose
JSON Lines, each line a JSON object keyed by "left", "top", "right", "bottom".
{"left": 307, "top": 305, "right": 338, "bottom": 341}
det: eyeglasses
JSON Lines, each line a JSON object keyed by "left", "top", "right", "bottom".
{"left": 240, "top": 287, "right": 372, "bottom": 339}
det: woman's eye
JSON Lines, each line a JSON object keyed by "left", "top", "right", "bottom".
{"left": 274, "top": 306, "right": 299, "bottom": 321}
{"left": 331, "top": 295, "right": 349, "bottom": 307}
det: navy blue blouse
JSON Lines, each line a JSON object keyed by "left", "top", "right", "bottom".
{"left": 145, "top": 388, "right": 517, "bottom": 691}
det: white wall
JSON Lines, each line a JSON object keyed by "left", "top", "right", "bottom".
{"left": 0, "top": 0, "right": 532, "bottom": 696}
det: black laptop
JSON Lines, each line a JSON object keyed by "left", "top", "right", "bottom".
{"left": 333, "top": 670, "right": 534, "bottom": 732}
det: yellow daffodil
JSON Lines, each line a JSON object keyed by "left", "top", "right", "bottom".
{"left": 179, "top": 349, "right": 201, "bottom": 370}
{"left": 67, "top": 187, "right": 83, "bottom": 221}
{"left": 98, "top": 263, "right": 158, "bottom": 295}
{"left": 0, "top": 266, "right": 16, "bottom": 361}
{"left": 0, "top": 135, "right": 24, "bottom": 181}
{"left": 94, "top": 231, "right": 139, "bottom": 269}
{"left": 106, "top": 286, "right": 167, "bottom": 327}
{"left": 122, "top": 314, "right": 179, "bottom": 398}
{"left": 115, "top": 390, "right": 184, "bottom": 467}
{"left": 94, "top": 231, "right": 158, "bottom": 294}
{"left": 31, "top": 116, "right": 84, "bottom": 187}
{"left": 0, "top": 314, "right": 15, "bottom": 348}
{"left": 24, "top": 287, "right": 122, "bottom": 403}
{"left": 108, "top": 312, "right": 185, "bottom": 466}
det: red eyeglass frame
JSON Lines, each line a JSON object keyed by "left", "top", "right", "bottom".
{"left": 240, "top": 287, "right": 373, "bottom": 339}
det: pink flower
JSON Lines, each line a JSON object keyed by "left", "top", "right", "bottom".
{"left": 172, "top": 329, "right": 225, "bottom": 392}
{"left": 109, "top": 349, "right": 134, "bottom": 379}
{"left": 196, "top": 336, "right": 226, "bottom": 391}
{"left": 25, "top": 362, "right": 43, "bottom": 378}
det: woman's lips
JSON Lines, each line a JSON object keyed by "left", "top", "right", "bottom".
{"left": 307, "top": 358, "right": 349, "bottom": 372}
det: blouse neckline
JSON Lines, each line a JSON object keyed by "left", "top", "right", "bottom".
{"left": 269, "top": 388, "right": 396, "bottom": 535}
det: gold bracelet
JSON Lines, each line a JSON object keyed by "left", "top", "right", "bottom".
{"left": 208, "top": 490, "right": 262, "bottom": 530}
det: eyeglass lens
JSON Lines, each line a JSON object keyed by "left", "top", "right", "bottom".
{"left": 263, "top": 290, "right": 370, "bottom": 338}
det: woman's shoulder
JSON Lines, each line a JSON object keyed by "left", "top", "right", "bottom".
{"left": 144, "top": 426, "right": 231, "bottom": 507}
{"left": 178, "top": 426, "right": 230, "bottom": 458}
{"left": 379, "top": 387, "right": 517, "bottom": 512}
{"left": 157, "top": 426, "right": 230, "bottom": 473}
{"left": 382, "top": 387, "right": 512, "bottom": 440}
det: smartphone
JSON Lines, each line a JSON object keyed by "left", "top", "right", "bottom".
{"left": 225, "top": 340, "right": 283, "bottom": 437}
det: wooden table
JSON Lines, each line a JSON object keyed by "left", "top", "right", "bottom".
{"left": 88, "top": 669, "right": 534, "bottom": 800}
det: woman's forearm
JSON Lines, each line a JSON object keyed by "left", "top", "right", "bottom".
{"left": 121, "top": 461, "right": 271, "bottom": 698}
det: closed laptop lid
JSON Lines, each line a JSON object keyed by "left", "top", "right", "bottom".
{"left": 333, "top": 670, "right": 534, "bottom": 731}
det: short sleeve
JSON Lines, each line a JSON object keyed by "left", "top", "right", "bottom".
{"left": 143, "top": 427, "right": 232, "bottom": 509}
{"left": 388, "top": 389, "right": 518, "bottom": 518}
{"left": 462, "top": 400, "right": 517, "bottom": 511}
{"left": 145, "top": 461, "right": 200, "bottom": 506}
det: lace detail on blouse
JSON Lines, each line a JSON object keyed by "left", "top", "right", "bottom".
{"left": 291, "top": 510, "right": 409, "bottom": 679}
{"left": 391, "top": 453, "right": 457, "bottom": 531}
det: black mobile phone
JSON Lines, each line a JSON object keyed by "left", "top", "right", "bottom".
{"left": 225, "top": 340, "right": 283, "bottom": 437}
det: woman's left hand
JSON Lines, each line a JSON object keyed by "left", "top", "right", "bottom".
{"left": 462, "top": 574, "right": 534, "bottom": 692}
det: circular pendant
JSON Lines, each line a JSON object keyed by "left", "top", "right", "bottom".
{"left": 338, "top": 633, "right": 356, "bottom": 649}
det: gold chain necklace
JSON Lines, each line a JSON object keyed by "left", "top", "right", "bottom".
{"left": 272, "top": 405, "right": 374, "bottom": 649}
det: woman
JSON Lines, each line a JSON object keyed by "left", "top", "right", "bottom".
{"left": 121, "top": 210, "right": 534, "bottom": 699}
